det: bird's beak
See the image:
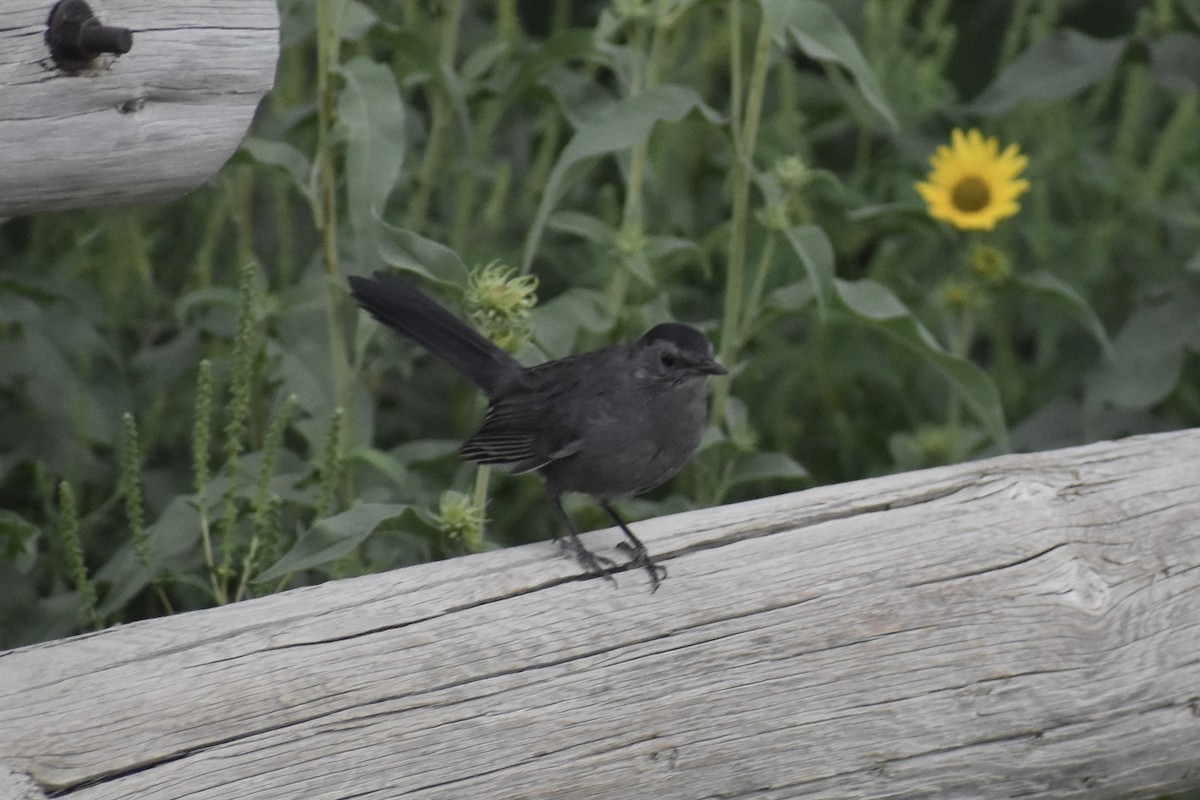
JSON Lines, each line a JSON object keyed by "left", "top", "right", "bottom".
{"left": 699, "top": 359, "right": 728, "bottom": 376}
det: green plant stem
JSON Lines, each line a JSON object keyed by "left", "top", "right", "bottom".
{"left": 234, "top": 538, "right": 260, "bottom": 604}
{"left": 946, "top": 305, "right": 976, "bottom": 434}
{"left": 473, "top": 466, "right": 491, "bottom": 528}
{"left": 198, "top": 506, "right": 219, "bottom": 599}
{"left": 315, "top": 407, "right": 346, "bottom": 520}
{"left": 716, "top": 3, "right": 771, "bottom": 419}
{"left": 316, "top": 0, "right": 354, "bottom": 502}
{"left": 122, "top": 414, "right": 174, "bottom": 614}
{"left": 216, "top": 263, "right": 258, "bottom": 604}
{"left": 233, "top": 167, "right": 255, "bottom": 269}
{"left": 451, "top": 98, "right": 502, "bottom": 253}
{"left": 607, "top": 0, "right": 669, "bottom": 313}
{"left": 1142, "top": 90, "right": 1198, "bottom": 202}
{"left": 192, "top": 193, "right": 226, "bottom": 290}
{"left": 316, "top": 0, "right": 342, "bottom": 276}
{"left": 615, "top": 13, "right": 653, "bottom": 289}
{"left": 235, "top": 395, "right": 297, "bottom": 603}
{"left": 58, "top": 481, "right": 102, "bottom": 630}
{"left": 193, "top": 361, "right": 221, "bottom": 602}
{"left": 406, "top": 0, "right": 464, "bottom": 230}
{"left": 449, "top": 0, "right": 523, "bottom": 253}
{"left": 1153, "top": 0, "right": 1173, "bottom": 32}
{"left": 728, "top": 0, "right": 744, "bottom": 148}
{"left": 997, "top": 0, "right": 1031, "bottom": 66}
{"left": 741, "top": 231, "right": 778, "bottom": 350}
{"left": 607, "top": 267, "right": 632, "bottom": 315}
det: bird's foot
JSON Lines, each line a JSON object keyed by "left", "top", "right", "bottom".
{"left": 616, "top": 541, "right": 667, "bottom": 593}
{"left": 558, "top": 537, "right": 618, "bottom": 586}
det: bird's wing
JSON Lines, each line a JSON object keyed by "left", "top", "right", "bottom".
{"left": 458, "top": 367, "right": 587, "bottom": 473}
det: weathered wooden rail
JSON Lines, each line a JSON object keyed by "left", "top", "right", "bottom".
{"left": 0, "top": 0, "right": 277, "bottom": 215}
{"left": 2, "top": 429, "right": 1199, "bottom": 799}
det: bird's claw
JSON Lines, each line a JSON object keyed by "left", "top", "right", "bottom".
{"left": 558, "top": 537, "right": 618, "bottom": 586}
{"left": 615, "top": 541, "right": 668, "bottom": 592}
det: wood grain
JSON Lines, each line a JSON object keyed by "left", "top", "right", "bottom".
{"left": 1, "top": 430, "right": 1198, "bottom": 799}
{"left": 0, "top": 0, "right": 277, "bottom": 216}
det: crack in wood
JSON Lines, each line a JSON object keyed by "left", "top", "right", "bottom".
{"left": 902, "top": 542, "right": 1072, "bottom": 589}
{"left": 42, "top": 707, "right": 347, "bottom": 797}
{"left": 662, "top": 479, "right": 981, "bottom": 562}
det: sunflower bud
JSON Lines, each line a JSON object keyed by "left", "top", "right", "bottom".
{"left": 465, "top": 261, "right": 538, "bottom": 353}
{"left": 942, "top": 281, "right": 984, "bottom": 310}
{"left": 612, "top": 225, "right": 648, "bottom": 259}
{"left": 774, "top": 156, "right": 812, "bottom": 193}
{"left": 435, "top": 490, "right": 485, "bottom": 553}
{"left": 755, "top": 202, "right": 791, "bottom": 232}
{"left": 968, "top": 244, "right": 1011, "bottom": 286}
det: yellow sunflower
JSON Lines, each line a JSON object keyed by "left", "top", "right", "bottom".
{"left": 915, "top": 128, "right": 1030, "bottom": 231}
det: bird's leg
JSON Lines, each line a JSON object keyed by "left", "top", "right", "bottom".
{"left": 599, "top": 501, "right": 667, "bottom": 592}
{"left": 548, "top": 493, "right": 617, "bottom": 586}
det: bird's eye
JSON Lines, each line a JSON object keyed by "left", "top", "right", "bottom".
{"left": 660, "top": 352, "right": 676, "bottom": 368}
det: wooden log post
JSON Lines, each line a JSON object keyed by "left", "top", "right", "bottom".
{"left": 1, "top": 429, "right": 1199, "bottom": 799}
{"left": 0, "top": 0, "right": 278, "bottom": 216}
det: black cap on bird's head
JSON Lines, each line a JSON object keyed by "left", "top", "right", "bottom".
{"left": 636, "top": 322, "right": 727, "bottom": 379}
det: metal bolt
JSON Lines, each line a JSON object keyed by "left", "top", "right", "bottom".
{"left": 45, "top": 0, "right": 133, "bottom": 71}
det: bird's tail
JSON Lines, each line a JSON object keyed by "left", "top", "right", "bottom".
{"left": 349, "top": 271, "right": 521, "bottom": 398}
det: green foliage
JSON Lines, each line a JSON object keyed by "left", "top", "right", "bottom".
{"left": 315, "top": 406, "right": 346, "bottom": 521}
{"left": 56, "top": 481, "right": 100, "bottom": 631}
{"left": 121, "top": 413, "right": 149, "bottom": 571}
{"left": 217, "top": 261, "right": 261, "bottom": 596}
{"left": 3, "top": 0, "right": 1200, "bottom": 648}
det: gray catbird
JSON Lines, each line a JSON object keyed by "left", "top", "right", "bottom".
{"left": 349, "top": 271, "right": 726, "bottom": 590}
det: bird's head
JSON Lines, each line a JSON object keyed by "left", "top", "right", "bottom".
{"left": 634, "top": 323, "right": 727, "bottom": 384}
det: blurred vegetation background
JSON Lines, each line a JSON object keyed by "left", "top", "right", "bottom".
{"left": 2, "top": 0, "right": 1199, "bottom": 649}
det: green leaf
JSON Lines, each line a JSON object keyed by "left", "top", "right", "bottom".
{"left": 95, "top": 496, "right": 204, "bottom": 617}
{"left": 240, "top": 137, "right": 316, "bottom": 210}
{"left": 645, "top": 235, "right": 702, "bottom": 261}
{"left": 523, "top": 84, "right": 722, "bottom": 271}
{"left": 696, "top": 422, "right": 728, "bottom": 454}
{"left": 835, "top": 278, "right": 911, "bottom": 322}
{"left": 352, "top": 447, "right": 409, "bottom": 489}
{"left": 130, "top": 328, "right": 202, "bottom": 395}
{"left": 780, "top": 224, "right": 835, "bottom": 314}
{"left": 1150, "top": 33, "right": 1200, "bottom": 92}
{"left": 834, "top": 279, "right": 1009, "bottom": 448}
{"left": 621, "top": 249, "right": 656, "bottom": 286}
{"left": 502, "top": 29, "right": 597, "bottom": 104}
{"left": 767, "top": 279, "right": 817, "bottom": 311}
{"left": 174, "top": 287, "right": 240, "bottom": 329}
{"left": 338, "top": 56, "right": 407, "bottom": 271}
{"left": 729, "top": 451, "right": 809, "bottom": 487}
{"left": 340, "top": 0, "right": 379, "bottom": 39}
{"left": 461, "top": 40, "right": 508, "bottom": 84}
{"left": 546, "top": 210, "right": 616, "bottom": 245}
{"left": 0, "top": 292, "right": 41, "bottom": 324}
{"left": 0, "top": 511, "right": 40, "bottom": 573}
{"left": 531, "top": 288, "right": 612, "bottom": 359}
{"left": 967, "top": 30, "right": 1127, "bottom": 114}
{"left": 391, "top": 438, "right": 462, "bottom": 465}
{"left": 1187, "top": 245, "right": 1200, "bottom": 275}
{"left": 1016, "top": 272, "right": 1111, "bottom": 356}
{"left": 372, "top": 25, "right": 470, "bottom": 133}
{"left": 847, "top": 202, "right": 922, "bottom": 222}
{"left": 375, "top": 222, "right": 470, "bottom": 286}
{"left": 1086, "top": 291, "right": 1200, "bottom": 411}
{"left": 256, "top": 503, "right": 414, "bottom": 582}
{"left": 760, "top": 0, "right": 899, "bottom": 131}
